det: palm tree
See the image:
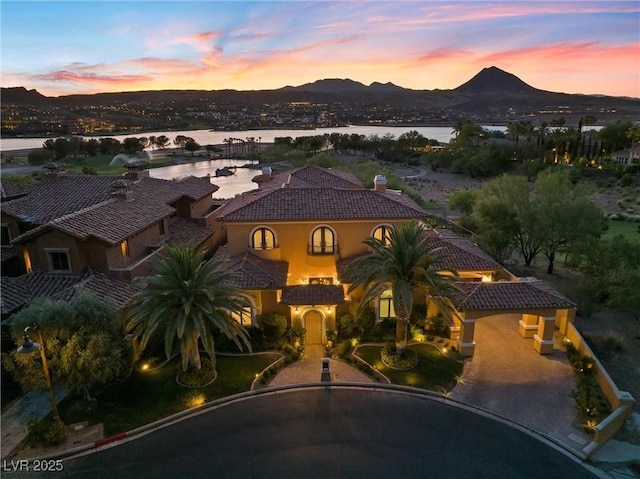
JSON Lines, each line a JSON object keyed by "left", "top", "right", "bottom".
{"left": 122, "top": 245, "right": 251, "bottom": 372}
{"left": 344, "top": 221, "right": 460, "bottom": 356}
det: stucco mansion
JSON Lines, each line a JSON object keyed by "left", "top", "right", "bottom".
{"left": 2, "top": 163, "right": 577, "bottom": 358}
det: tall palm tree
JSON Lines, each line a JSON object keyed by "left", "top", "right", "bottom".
{"left": 122, "top": 245, "right": 251, "bottom": 372}
{"left": 345, "top": 221, "right": 460, "bottom": 356}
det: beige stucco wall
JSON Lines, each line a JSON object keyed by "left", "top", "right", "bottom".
{"left": 224, "top": 219, "right": 407, "bottom": 284}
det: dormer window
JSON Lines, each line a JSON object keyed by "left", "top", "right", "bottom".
{"left": 310, "top": 225, "right": 335, "bottom": 255}
{"left": 46, "top": 249, "right": 71, "bottom": 273}
{"left": 251, "top": 227, "right": 276, "bottom": 250}
{"left": 372, "top": 224, "right": 393, "bottom": 246}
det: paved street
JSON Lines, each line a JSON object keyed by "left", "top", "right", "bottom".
{"left": 4, "top": 388, "right": 599, "bottom": 479}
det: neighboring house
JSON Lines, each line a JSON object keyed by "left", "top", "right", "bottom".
{"left": 213, "top": 165, "right": 577, "bottom": 357}
{"left": 609, "top": 142, "right": 640, "bottom": 166}
{"left": 2, "top": 162, "right": 219, "bottom": 283}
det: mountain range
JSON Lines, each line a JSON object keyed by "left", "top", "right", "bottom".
{"left": 2, "top": 66, "right": 638, "bottom": 121}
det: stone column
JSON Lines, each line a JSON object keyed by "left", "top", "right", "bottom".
{"left": 518, "top": 313, "right": 539, "bottom": 338}
{"left": 457, "top": 318, "right": 476, "bottom": 357}
{"left": 533, "top": 316, "right": 556, "bottom": 354}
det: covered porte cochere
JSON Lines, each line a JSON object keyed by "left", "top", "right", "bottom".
{"left": 443, "top": 278, "right": 576, "bottom": 357}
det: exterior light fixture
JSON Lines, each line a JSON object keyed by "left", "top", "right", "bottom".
{"left": 17, "top": 325, "right": 64, "bottom": 426}
{"left": 327, "top": 306, "right": 332, "bottom": 314}
{"left": 294, "top": 307, "right": 299, "bottom": 315}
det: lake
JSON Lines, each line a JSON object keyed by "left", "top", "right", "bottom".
{"left": 148, "top": 159, "right": 259, "bottom": 199}
{"left": 0, "top": 125, "right": 507, "bottom": 152}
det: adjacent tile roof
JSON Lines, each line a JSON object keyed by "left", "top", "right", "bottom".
{"left": 1, "top": 271, "right": 81, "bottom": 314}
{"left": 214, "top": 247, "right": 288, "bottom": 289}
{"left": 0, "top": 180, "right": 34, "bottom": 200}
{"left": 53, "top": 272, "right": 143, "bottom": 307}
{"left": 281, "top": 285, "right": 346, "bottom": 305}
{"left": 423, "top": 229, "right": 502, "bottom": 271}
{"left": 217, "top": 187, "right": 426, "bottom": 222}
{"left": 165, "top": 217, "right": 213, "bottom": 248}
{"left": 450, "top": 278, "right": 576, "bottom": 312}
{"left": 1, "top": 270, "right": 142, "bottom": 316}
{"left": 7, "top": 175, "right": 219, "bottom": 246}
{"left": 268, "top": 165, "right": 363, "bottom": 189}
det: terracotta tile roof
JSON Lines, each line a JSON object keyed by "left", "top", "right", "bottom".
{"left": 8, "top": 175, "right": 218, "bottom": 246}
{"left": 165, "top": 217, "right": 213, "bottom": 248}
{"left": 269, "top": 165, "right": 363, "bottom": 189}
{"left": 1, "top": 180, "right": 33, "bottom": 200}
{"left": 1, "top": 271, "right": 81, "bottom": 314}
{"left": 217, "top": 187, "right": 426, "bottom": 222}
{"left": 214, "top": 247, "right": 288, "bottom": 289}
{"left": 281, "top": 285, "right": 346, "bottom": 305}
{"left": 450, "top": 278, "right": 576, "bottom": 312}
{"left": 52, "top": 272, "right": 143, "bottom": 307}
{"left": 2, "top": 176, "right": 119, "bottom": 224}
{"left": 423, "top": 229, "right": 502, "bottom": 271}
{"left": 1, "top": 248, "right": 17, "bottom": 263}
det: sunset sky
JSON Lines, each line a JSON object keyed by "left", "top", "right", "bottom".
{"left": 1, "top": 1, "right": 639, "bottom": 98}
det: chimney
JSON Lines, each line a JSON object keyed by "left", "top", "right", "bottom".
{"left": 43, "top": 162, "right": 65, "bottom": 179}
{"left": 374, "top": 175, "right": 387, "bottom": 192}
{"left": 125, "top": 159, "right": 150, "bottom": 181}
{"left": 262, "top": 166, "right": 272, "bottom": 180}
{"left": 111, "top": 179, "right": 133, "bottom": 201}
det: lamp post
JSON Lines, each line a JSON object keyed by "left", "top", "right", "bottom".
{"left": 17, "top": 325, "right": 64, "bottom": 426}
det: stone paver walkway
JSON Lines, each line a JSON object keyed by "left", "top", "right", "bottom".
{"left": 450, "top": 314, "right": 591, "bottom": 451}
{"left": 266, "top": 344, "right": 374, "bottom": 387}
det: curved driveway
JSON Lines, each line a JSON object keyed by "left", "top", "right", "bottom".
{"left": 18, "top": 387, "right": 598, "bottom": 479}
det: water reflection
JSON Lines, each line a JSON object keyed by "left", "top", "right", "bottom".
{"left": 148, "top": 159, "right": 259, "bottom": 199}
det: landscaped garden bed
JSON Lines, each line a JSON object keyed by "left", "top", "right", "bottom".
{"left": 353, "top": 342, "right": 463, "bottom": 392}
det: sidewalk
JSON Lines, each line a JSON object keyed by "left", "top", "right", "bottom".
{"left": 1, "top": 385, "right": 68, "bottom": 458}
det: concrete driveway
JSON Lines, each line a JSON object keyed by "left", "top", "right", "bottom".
{"left": 450, "top": 314, "right": 591, "bottom": 451}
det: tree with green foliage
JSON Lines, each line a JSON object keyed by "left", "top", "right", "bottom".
{"left": 533, "top": 169, "right": 603, "bottom": 274}
{"left": 599, "top": 120, "right": 634, "bottom": 154}
{"left": 122, "top": 245, "right": 252, "bottom": 372}
{"left": 2, "top": 294, "right": 131, "bottom": 401}
{"left": 344, "top": 221, "right": 460, "bottom": 356}
{"left": 184, "top": 139, "right": 200, "bottom": 156}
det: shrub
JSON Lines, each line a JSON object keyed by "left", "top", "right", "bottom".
{"left": 260, "top": 312, "right": 287, "bottom": 346}
{"left": 380, "top": 343, "right": 418, "bottom": 369}
{"left": 410, "top": 304, "right": 427, "bottom": 327}
{"left": 339, "top": 314, "right": 355, "bottom": 337}
{"left": 28, "top": 149, "right": 55, "bottom": 165}
{"left": 333, "top": 340, "right": 352, "bottom": 359}
{"left": 426, "top": 314, "right": 449, "bottom": 337}
{"left": 409, "top": 325, "right": 427, "bottom": 342}
{"left": 177, "top": 357, "right": 216, "bottom": 387}
{"left": 246, "top": 326, "right": 268, "bottom": 351}
{"left": 619, "top": 173, "right": 634, "bottom": 187}
{"left": 356, "top": 307, "right": 376, "bottom": 334}
{"left": 26, "top": 418, "right": 68, "bottom": 447}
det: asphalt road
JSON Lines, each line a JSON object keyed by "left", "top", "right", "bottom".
{"left": 6, "top": 387, "right": 598, "bottom": 479}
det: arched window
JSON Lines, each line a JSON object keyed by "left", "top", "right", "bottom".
{"left": 251, "top": 227, "right": 276, "bottom": 250}
{"left": 372, "top": 224, "right": 393, "bottom": 246}
{"left": 310, "top": 226, "right": 335, "bottom": 254}
{"left": 379, "top": 289, "right": 396, "bottom": 319}
{"left": 232, "top": 306, "right": 254, "bottom": 326}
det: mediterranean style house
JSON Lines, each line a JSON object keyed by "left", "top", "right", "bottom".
{"left": 212, "top": 165, "right": 577, "bottom": 357}
{"left": 1, "top": 161, "right": 218, "bottom": 316}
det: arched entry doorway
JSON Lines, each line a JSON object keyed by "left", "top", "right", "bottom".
{"left": 304, "top": 310, "right": 323, "bottom": 345}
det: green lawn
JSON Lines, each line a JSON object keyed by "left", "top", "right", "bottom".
{"left": 58, "top": 353, "right": 280, "bottom": 436}
{"left": 604, "top": 219, "right": 640, "bottom": 243}
{"left": 354, "top": 343, "right": 463, "bottom": 392}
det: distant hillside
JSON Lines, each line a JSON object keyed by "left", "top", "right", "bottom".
{"left": 2, "top": 66, "right": 638, "bottom": 124}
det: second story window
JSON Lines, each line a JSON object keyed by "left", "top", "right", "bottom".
{"left": 251, "top": 227, "right": 276, "bottom": 250}
{"left": 310, "top": 226, "right": 335, "bottom": 254}
{"left": 1, "top": 224, "right": 11, "bottom": 246}
{"left": 372, "top": 224, "right": 393, "bottom": 246}
{"left": 47, "top": 250, "right": 71, "bottom": 273}
{"left": 379, "top": 289, "right": 396, "bottom": 320}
